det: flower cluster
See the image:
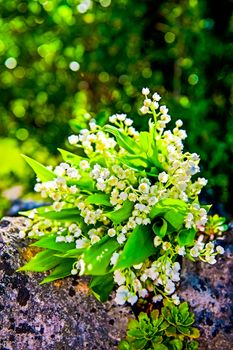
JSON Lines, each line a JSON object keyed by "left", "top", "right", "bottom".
{"left": 19, "top": 88, "right": 225, "bottom": 310}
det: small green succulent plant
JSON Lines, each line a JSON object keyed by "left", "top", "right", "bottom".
{"left": 119, "top": 302, "right": 199, "bottom": 350}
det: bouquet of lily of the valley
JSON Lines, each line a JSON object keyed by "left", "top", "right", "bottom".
{"left": 19, "top": 88, "right": 225, "bottom": 349}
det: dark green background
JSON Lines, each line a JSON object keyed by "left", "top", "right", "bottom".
{"left": 0, "top": 0, "right": 232, "bottom": 217}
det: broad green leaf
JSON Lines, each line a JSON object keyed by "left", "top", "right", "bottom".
{"left": 69, "top": 119, "right": 83, "bottom": 132}
{"left": 150, "top": 199, "right": 187, "bottom": 221}
{"left": 36, "top": 207, "right": 82, "bottom": 222}
{"left": 40, "top": 258, "right": 76, "bottom": 284}
{"left": 86, "top": 193, "right": 112, "bottom": 206}
{"left": 89, "top": 155, "right": 107, "bottom": 167}
{"left": 30, "top": 235, "right": 75, "bottom": 252}
{"left": 139, "top": 131, "right": 150, "bottom": 153}
{"left": 147, "top": 125, "right": 163, "bottom": 169}
{"left": 106, "top": 200, "right": 134, "bottom": 225}
{"left": 152, "top": 219, "right": 168, "bottom": 238}
{"left": 164, "top": 210, "right": 186, "bottom": 230}
{"left": 120, "top": 154, "right": 150, "bottom": 170}
{"left": 54, "top": 248, "right": 85, "bottom": 258}
{"left": 18, "top": 250, "right": 62, "bottom": 272}
{"left": 22, "top": 154, "right": 55, "bottom": 182}
{"left": 67, "top": 175, "right": 95, "bottom": 191}
{"left": 114, "top": 225, "right": 156, "bottom": 270}
{"left": 83, "top": 236, "right": 119, "bottom": 275}
{"left": 177, "top": 228, "right": 196, "bottom": 247}
{"left": 90, "top": 273, "right": 115, "bottom": 302}
{"left": 58, "top": 148, "right": 86, "bottom": 165}
{"left": 95, "top": 110, "right": 109, "bottom": 126}
{"left": 103, "top": 125, "right": 141, "bottom": 154}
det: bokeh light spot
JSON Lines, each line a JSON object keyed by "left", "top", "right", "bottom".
{"left": 142, "top": 67, "right": 152, "bottom": 78}
{"left": 100, "top": 0, "right": 111, "bottom": 7}
{"left": 16, "top": 128, "right": 29, "bottom": 141}
{"left": 77, "top": 0, "right": 92, "bottom": 13}
{"left": 98, "top": 72, "right": 109, "bottom": 82}
{"left": 179, "top": 96, "right": 190, "bottom": 108}
{"left": 12, "top": 104, "right": 26, "bottom": 118}
{"left": 164, "top": 32, "right": 175, "bottom": 44}
{"left": 69, "top": 61, "right": 80, "bottom": 71}
{"left": 5, "top": 57, "right": 17, "bottom": 69}
{"left": 188, "top": 74, "right": 199, "bottom": 85}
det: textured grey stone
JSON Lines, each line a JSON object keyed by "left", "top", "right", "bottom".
{"left": 0, "top": 217, "right": 232, "bottom": 350}
{"left": 178, "top": 232, "right": 233, "bottom": 350}
{"left": 0, "top": 217, "right": 134, "bottom": 350}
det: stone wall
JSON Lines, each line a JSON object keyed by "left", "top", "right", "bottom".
{"left": 0, "top": 217, "right": 232, "bottom": 350}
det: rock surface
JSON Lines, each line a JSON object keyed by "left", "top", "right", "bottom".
{"left": 0, "top": 217, "right": 232, "bottom": 350}
{"left": 0, "top": 217, "right": 134, "bottom": 350}
{"left": 179, "top": 232, "right": 233, "bottom": 350}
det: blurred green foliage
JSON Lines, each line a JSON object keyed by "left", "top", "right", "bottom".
{"left": 0, "top": 0, "right": 232, "bottom": 217}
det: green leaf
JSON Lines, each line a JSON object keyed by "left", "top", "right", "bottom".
{"left": 150, "top": 199, "right": 187, "bottom": 220}
{"left": 188, "top": 327, "right": 200, "bottom": 339}
{"left": 95, "top": 110, "right": 109, "bottom": 126}
{"left": 165, "top": 326, "right": 178, "bottom": 337}
{"left": 187, "top": 340, "right": 199, "bottom": 350}
{"left": 30, "top": 235, "right": 75, "bottom": 252}
{"left": 90, "top": 273, "right": 115, "bottom": 302}
{"left": 40, "top": 258, "right": 75, "bottom": 284}
{"left": 168, "top": 339, "right": 183, "bottom": 350}
{"left": 67, "top": 175, "right": 95, "bottom": 191}
{"left": 151, "top": 309, "right": 160, "bottom": 320}
{"left": 114, "top": 225, "right": 156, "bottom": 270}
{"left": 147, "top": 126, "right": 163, "bottom": 169}
{"left": 69, "top": 119, "right": 83, "bottom": 132}
{"left": 152, "top": 219, "right": 168, "bottom": 238}
{"left": 127, "top": 328, "right": 144, "bottom": 339}
{"left": 131, "top": 338, "right": 148, "bottom": 350}
{"left": 83, "top": 236, "right": 119, "bottom": 275}
{"left": 164, "top": 210, "right": 186, "bottom": 230}
{"left": 118, "top": 340, "right": 130, "bottom": 350}
{"left": 151, "top": 336, "right": 163, "bottom": 345}
{"left": 128, "top": 319, "right": 140, "bottom": 330}
{"left": 178, "top": 302, "right": 189, "bottom": 318}
{"left": 36, "top": 207, "right": 82, "bottom": 222}
{"left": 22, "top": 154, "right": 55, "bottom": 182}
{"left": 106, "top": 200, "right": 134, "bottom": 225}
{"left": 18, "top": 250, "right": 62, "bottom": 272}
{"left": 55, "top": 248, "right": 85, "bottom": 258}
{"left": 86, "top": 193, "right": 112, "bottom": 206}
{"left": 58, "top": 148, "right": 86, "bottom": 166}
{"left": 152, "top": 344, "right": 168, "bottom": 350}
{"left": 139, "top": 132, "right": 150, "bottom": 153}
{"left": 120, "top": 154, "right": 150, "bottom": 170}
{"left": 177, "top": 326, "right": 191, "bottom": 336}
{"left": 103, "top": 125, "right": 141, "bottom": 154}
{"left": 177, "top": 228, "right": 196, "bottom": 247}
